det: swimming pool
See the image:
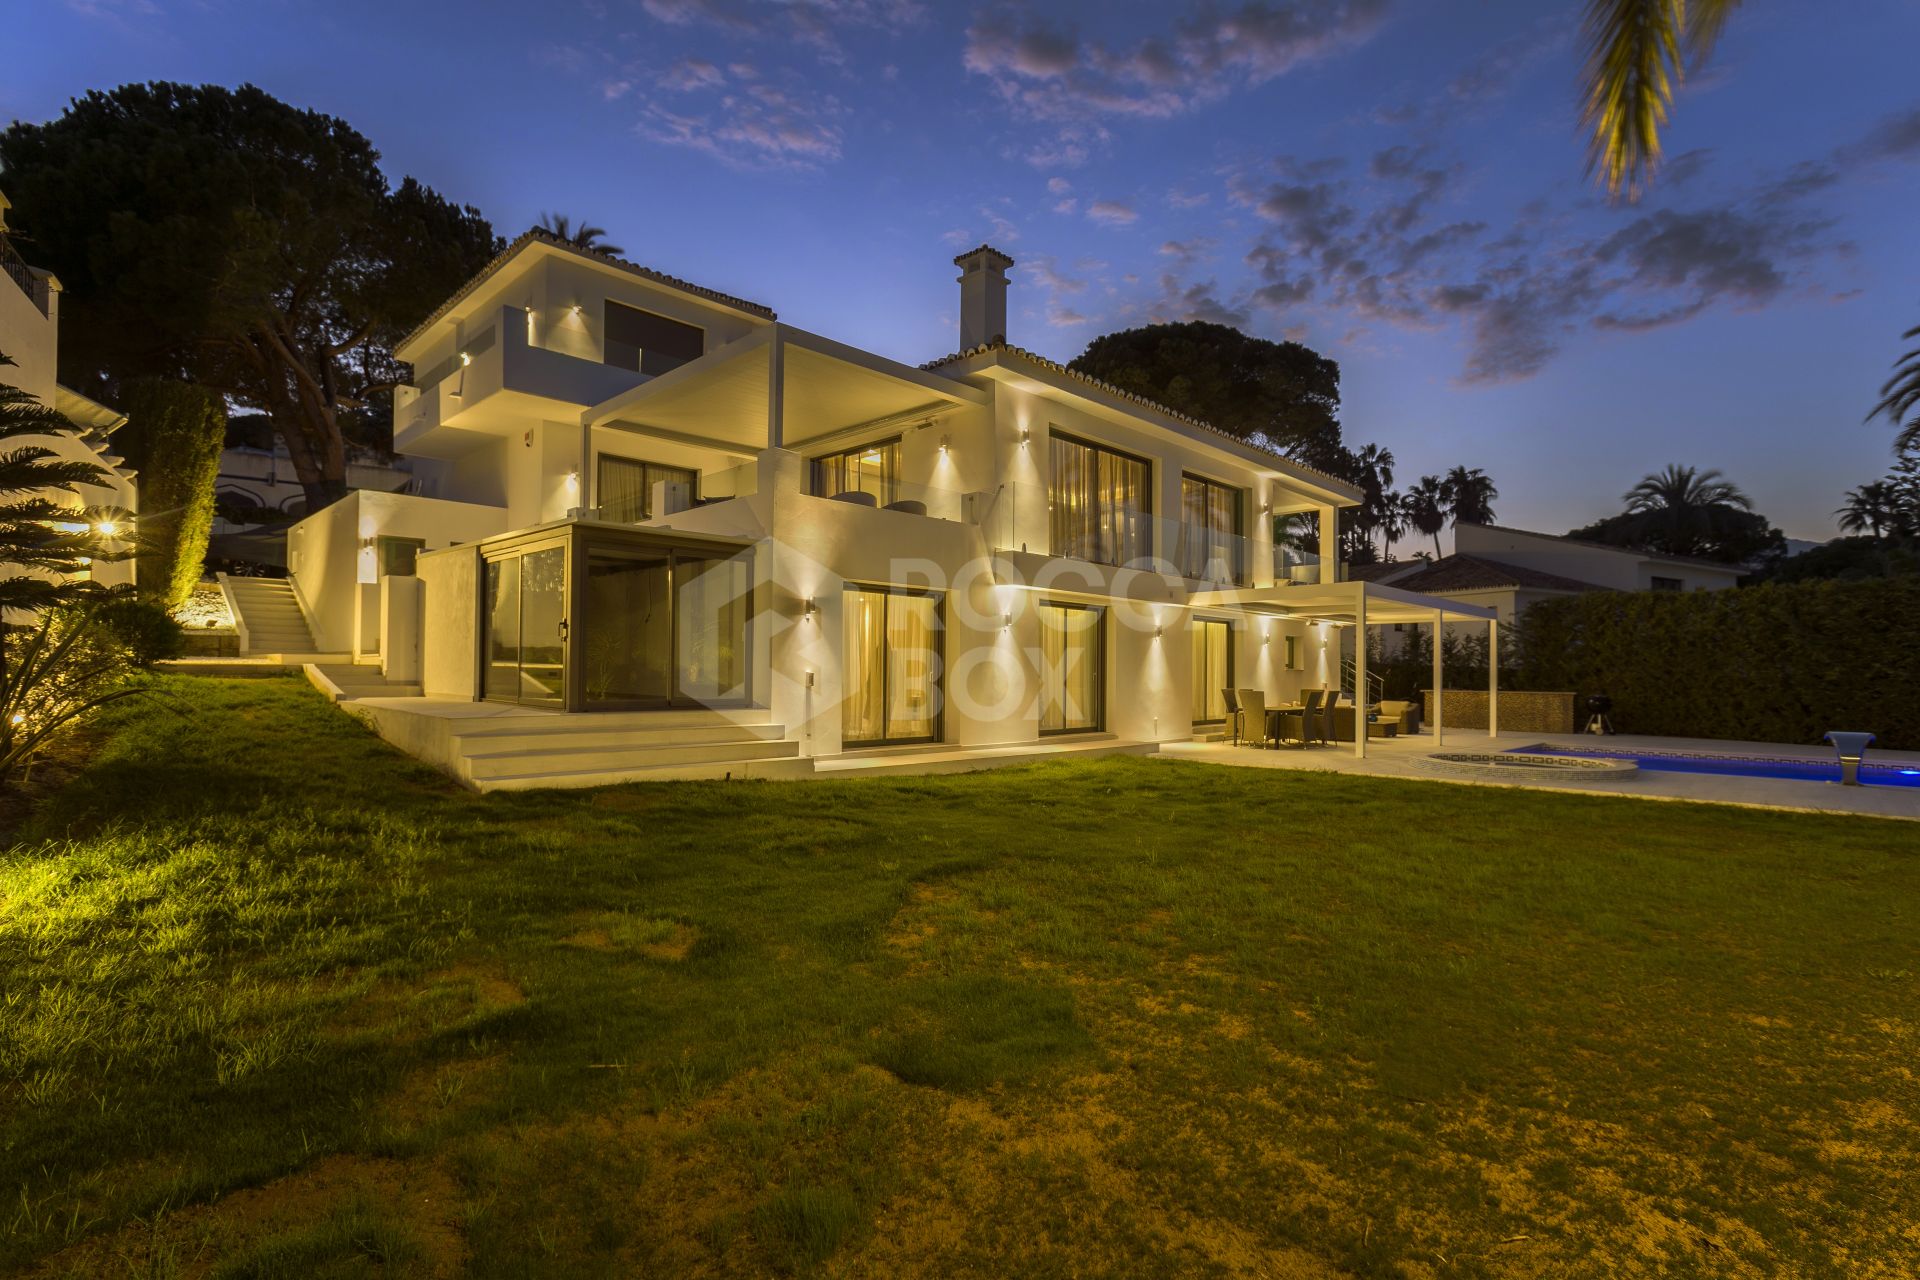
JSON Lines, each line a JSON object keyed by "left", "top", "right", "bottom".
{"left": 1516, "top": 745, "right": 1920, "bottom": 789}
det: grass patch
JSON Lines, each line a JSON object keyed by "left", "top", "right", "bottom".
{"left": 2, "top": 676, "right": 1916, "bottom": 1277}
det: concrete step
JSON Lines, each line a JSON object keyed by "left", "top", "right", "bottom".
{"left": 462, "top": 737, "right": 801, "bottom": 782}
{"left": 451, "top": 707, "right": 776, "bottom": 740}
{"left": 473, "top": 753, "right": 817, "bottom": 792}
{"left": 448, "top": 721, "right": 785, "bottom": 754}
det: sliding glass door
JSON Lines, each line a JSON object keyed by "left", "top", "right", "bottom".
{"left": 579, "top": 544, "right": 751, "bottom": 709}
{"left": 1191, "top": 618, "right": 1233, "bottom": 726}
{"left": 844, "top": 587, "right": 942, "bottom": 746}
{"left": 1039, "top": 602, "right": 1104, "bottom": 734}
{"left": 484, "top": 543, "right": 567, "bottom": 707}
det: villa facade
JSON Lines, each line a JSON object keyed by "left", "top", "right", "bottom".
{"left": 261, "top": 232, "right": 1494, "bottom": 786}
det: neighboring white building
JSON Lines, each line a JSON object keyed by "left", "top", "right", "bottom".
{"left": 258, "top": 230, "right": 1494, "bottom": 785}
{"left": 1361, "top": 522, "right": 1745, "bottom": 658}
{"left": 0, "top": 191, "right": 139, "bottom": 595}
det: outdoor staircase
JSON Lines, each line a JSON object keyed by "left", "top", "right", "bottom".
{"left": 223, "top": 576, "right": 321, "bottom": 656}
{"left": 310, "top": 663, "right": 422, "bottom": 701}
{"left": 1340, "top": 657, "right": 1385, "bottom": 708}
{"left": 444, "top": 708, "right": 810, "bottom": 791}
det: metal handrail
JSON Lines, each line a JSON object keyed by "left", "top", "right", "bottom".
{"left": 0, "top": 235, "right": 46, "bottom": 315}
{"left": 1341, "top": 656, "right": 1385, "bottom": 707}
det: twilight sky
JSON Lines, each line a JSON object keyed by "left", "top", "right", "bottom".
{"left": 10, "top": 0, "right": 1920, "bottom": 544}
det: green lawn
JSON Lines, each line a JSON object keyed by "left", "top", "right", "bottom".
{"left": 2, "top": 677, "right": 1916, "bottom": 1278}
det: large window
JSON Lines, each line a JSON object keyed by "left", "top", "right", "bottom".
{"left": 813, "top": 437, "right": 901, "bottom": 506}
{"left": 578, "top": 544, "right": 751, "bottom": 709}
{"left": 1191, "top": 618, "right": 1233, "bottom": 725}
{"left": 598, "top": 454, "right": 698, "bottom": 523}
{"left": 484, "top": 543, "right": 567, "bottom": 707}
{"left": 844, "top": 586, "right": 942, "bottom": 746}
{"left": 603, "top": 301, "right": 704, "bottom": 376}
{"left": 1178, "top": 474, "right": 1244, "bottom": 583}
{"left": 1039, "top": 602, "right": 1105, "bottom": 735}
{"left": 1049, "top": 431, "right": 1151, "bottom": 567}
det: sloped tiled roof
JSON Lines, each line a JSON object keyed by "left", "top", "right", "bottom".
{"left": 1388, "top": 553, "right": 1605, "bottom": 595}
{"left": 399, "top": 228, "right": 776, "bottom": 354}
{"left": 1471, "top": 523, "right": 1740, "bottom": 573}
{"left": 919, "top": 342, "right": 1358, "bottom": 496}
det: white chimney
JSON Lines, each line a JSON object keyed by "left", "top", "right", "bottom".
{"left": 954, "top": 244, "right": 1014, "bottom": 350}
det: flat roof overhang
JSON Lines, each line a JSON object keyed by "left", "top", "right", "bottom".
{"left": 938, "top": 350, "right": 1362, "bottom": 512}
{"left": 582, "top": 324, "right": 988, "bottom": 455}
{"left": 1188, "top": 578, "right": 1498, "bottom": 625}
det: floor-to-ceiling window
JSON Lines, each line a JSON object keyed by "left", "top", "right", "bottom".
{"left": 843, "top": 586, "right": 942, "bottom": 746}
{"left": 1179, "top": 474, "right": 1244, "bottom": 583}
{"left": 813, "top": 437, "right": 901, "bottom": 506}
{"left": 484, "top": 542, "right": 567, "bottom": 706}
{"left": 1191, "top": 618, "right": 1233, "bottom": 726}
{"left": 1039, "top": 601, "right": 1105, "bottom": 734}
{"left": 597, "top": 454, "right": 699, "bottom": 523}
{"left": 1049, "top": 431, "right": 1151, "bottom": 567}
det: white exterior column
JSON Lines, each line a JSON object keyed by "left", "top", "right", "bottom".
{"left": 1353, "top": 590, "right": 1368, "bottom": 759}
{"left": 766, "top": 329, "right": 785, "bottom": 450}
{"left": 1432, "top": 608, "right": 1445, "bottom": 746}
{"left": 1488, "top": 618, "right": 1499, "bottom": 738}
{"left": 1316, "top": 504, "right": 1338, "bottom": 585}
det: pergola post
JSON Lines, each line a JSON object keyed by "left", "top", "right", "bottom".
{"left": 1353, "top": 589, "right": 1368, "bottom": 759}
{"left": 1432, "top": 607, "right": 1444, "bottom": 747}
{"left": 766, "top": 328, "right": 785, "bottom": 450}
{"left": 1488, "top": 618, "right": 1499, "bottom": 738}
{"left": 1316, "top": 504, "right": 1338, "bottom": 585}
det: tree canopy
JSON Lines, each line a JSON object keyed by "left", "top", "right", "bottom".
{"left": 1569, "top": 465, "right": 1784, "bottom": 565}
{"left": 1069, "top": 322, "right": 1343, "bottom": 462}
{"left": 0, "top": 82, "right": 499, "bottom": 509}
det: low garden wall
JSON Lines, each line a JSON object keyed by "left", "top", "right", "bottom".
{"left": 1426, "top": 689, "right": 1575, "bottom": 734}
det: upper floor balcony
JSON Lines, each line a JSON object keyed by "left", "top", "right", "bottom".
{"left": 394, "top": 305, "right": 660, "bottom": 459}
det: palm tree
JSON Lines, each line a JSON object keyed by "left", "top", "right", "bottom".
{"left": 1836, "top": 481, "right": 1901, "bottom": 540}
{"left": 0, "top": 350, "right": 124, "bottom": 615}
{"left": 1349, "top": 442, "right": 1396, "bottom": 554}
{"left": 1378, "top": 490, "right": 1411, "bottom": 561}
{"left": 536, "top": 213, "right": 624, "bottom": 257}
{"left": 1868, "top": 323, "right": 1920, "bottom": 454}
{"left": 1442, "top": 465, "right": 1498, "bottom": 527}
{"left": 1406, "top": 475, "right": 1449, "bottom": 559}
{"left": 1620, "top": 464, "right": 1751, "bottom": 556}
{"left": 1581, "top": 0, "right": 1742, "bottom": 199}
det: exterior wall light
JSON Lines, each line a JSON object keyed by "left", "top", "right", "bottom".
{"left": 1018, "top": 428, "right": 1031, "bottom": 447}
{"left": 1003, "top": 611, "right": 1012, "bottom": 630}
{"left": 939, "top": 434, "right": 951, "bottom": 455}
{"left": 804, "top": 597, "right": 818, "bottom": 621}
{"left": 460, "top": 351, "right": 472, "bottom": 367}
{"left": 1154, "top": 624, "right": 1164, "bottom": 639}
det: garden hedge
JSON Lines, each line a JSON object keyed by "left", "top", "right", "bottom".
{"left": 120, "top": 379, "right": 225, "bottom": 609}
{"left": 1514, "top": 579, "right": 1920, "bottom": 749}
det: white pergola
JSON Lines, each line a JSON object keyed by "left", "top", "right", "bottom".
{"left": 1189, "top": 579, "right": 1501, "bottom": 759}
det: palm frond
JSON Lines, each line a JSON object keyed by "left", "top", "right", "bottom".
{"left": 1582, "top": 0, "right": 1741, "bottom": 201}
{"left": 1867, "top": 323, "right": 1920, "bottom": 452}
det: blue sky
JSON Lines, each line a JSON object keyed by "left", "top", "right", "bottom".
{"left": 10, "top": 0, "right": 1920, "bottom": 543}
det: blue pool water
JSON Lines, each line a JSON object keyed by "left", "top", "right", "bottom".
{"left": 1517, "top": 746, "right": 1920, "bottom": 789}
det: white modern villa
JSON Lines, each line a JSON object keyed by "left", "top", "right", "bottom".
{"left": 250, "top": 230, "right": 1498, "bottom": 787}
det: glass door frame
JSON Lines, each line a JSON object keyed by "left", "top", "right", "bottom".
{"left": 841, "top": 582, "right": 946, "bottom": 749}
{"left": 474, "top": 522, "right": 758, "bottom": 713}
{"left": 1190, "top": 616, "right": 1235, "bottom": 727}
{"left": 480, "top": 531, "right": 572, "bottom": 709}
{"left": 1037, "top": 599, "right": 1107, "bottom": 736}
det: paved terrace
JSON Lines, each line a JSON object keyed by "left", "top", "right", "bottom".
{"left": 1156, "top": 731, "right": 1920, "bottom": 822}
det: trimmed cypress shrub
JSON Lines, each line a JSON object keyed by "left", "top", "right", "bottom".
{"left": 1514, "top": 580, "right": 1920, "bottom": 748}
{"left": 119, "top": 379, "right": 225, "bottom": 610}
